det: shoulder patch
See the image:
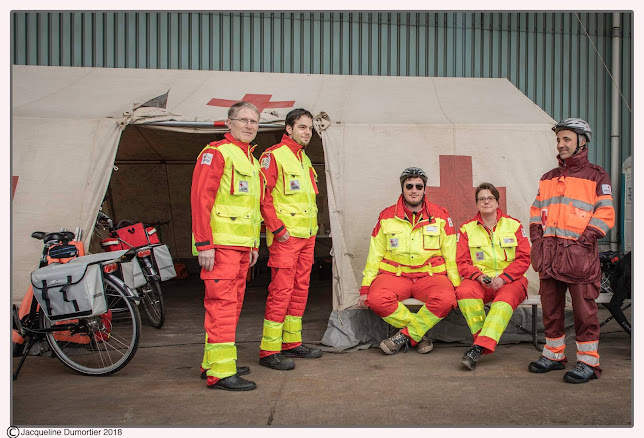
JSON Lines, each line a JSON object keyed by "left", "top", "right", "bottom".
{"left": 521, "top": 227, "right": 527, "bottom": 238}
{"left": 601, "top": 184, "right": 612, "bottom": 195}
{"left": 447, "top": 217, "right": 453, "bottom": 227}
{"left": 260, "top": 155, "right": 271, "bottom": 169}
{"left": 201, "top": 153, "right": 213, "bottom": 165}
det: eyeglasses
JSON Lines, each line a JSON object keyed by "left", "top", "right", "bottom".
{"left": 405, "top": 183, "right": 425, "bottom": 190}
{"left": 229, "top": 118, "right": 259, "bottom": 127}
{"left": 477, "top": 196, "right": 497, "bottom": 203}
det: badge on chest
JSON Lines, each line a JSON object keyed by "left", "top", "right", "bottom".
{"left": 290, "top": 179, "right": 301, "bottom": 191}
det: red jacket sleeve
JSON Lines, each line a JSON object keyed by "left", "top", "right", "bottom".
{"left": 456, "top": 228, "right": 483, "bottom": 281}
{"left": 259, "top": 151, "right": 287, "bottom": 238}
{"left": 190, "top": 147, "right": 225, "bottom": 252}
{"left": 500, "top": 224, "right": 531, "bottom": 283}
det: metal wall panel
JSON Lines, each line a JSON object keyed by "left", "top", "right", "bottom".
{"left": 12, "top": 11, "right": 633, "bottom": 168}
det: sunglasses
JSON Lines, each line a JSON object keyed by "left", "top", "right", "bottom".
{"left": 405, "top": 183, "right": 425, "bottom": 190}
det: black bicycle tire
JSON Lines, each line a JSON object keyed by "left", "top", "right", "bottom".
{"left": 42, "top": 277, "right": 141, "bottom": 376}
{"left": 139, "top": 279, "right": 165, "bottom": 328}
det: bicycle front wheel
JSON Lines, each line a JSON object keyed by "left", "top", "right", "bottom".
{"left": 43, "top": 277, "right": 141, "bottom": 376}
{"left": 138, "top": 279, "right": 165, "bottom": 328}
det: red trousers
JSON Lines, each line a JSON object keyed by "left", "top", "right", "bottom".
{"left": 261, "top": 235, "right": 316, "bottom": 357}
{"left": 202, "top": 248, "right": 249, "bottom": 385}
{"left": 539, "top": 278, "right": 600, "bottom": 342}
{"left": 366, "top": 272, "right": 456, "bottom": 320}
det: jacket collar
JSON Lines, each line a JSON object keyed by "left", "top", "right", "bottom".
{"left": 224, "top": 132, "right": 252, "bottom": 153}
{"left": 557, "top": 146, "right": 589, "bottom": 172}
{"left": 281, "top": 134, "right": 304, "bottom": 154}
{"left": 395, "top": 195, "right": 430, "bottom": 222}
{"left": 475, "top": 208, "right": 503, "bottom": 227}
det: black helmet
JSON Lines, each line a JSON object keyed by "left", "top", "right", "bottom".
{"left": 400, "top": 167, "right": 427, "bottom": 187}
{"left": 552, "top": 118, "right": 592, "bottom": 143}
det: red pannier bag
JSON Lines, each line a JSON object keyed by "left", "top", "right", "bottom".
{"left": 115, "top": 223, "right": 150, "bottom": 248}
{"left": 145, "top": 226, "right": 160, "bottom": 245}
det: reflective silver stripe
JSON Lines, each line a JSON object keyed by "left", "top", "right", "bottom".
{"left": 543, "top": 227, "right": 581, "bottom": 239}
{"left": 543, "top": 348, "right": 565, "bottom": 361}
{"left": 538, "top": 196, "right": 594, "bottom": 212}
{"left": 594, "top": 199, "right": 614, "bottom": 211}
{"left": 529, "top": 216, "right": 542, "bottom": 224}
{"left": 532, "top": 199, "right": 544, "bottom": 209}
{"left": 588, "top": 217, "right": 611, "bottom": 234}
{"left": 577, "top": 354, "right": 600, "bottom": 366}
{"left": 576, "top": 341, "right": 599, "bottom": 352}
{"left": 546, "top": 336, "right": 566, "bottom": 348}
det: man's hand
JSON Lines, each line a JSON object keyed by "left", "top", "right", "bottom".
{"left": 490, "top": 276, "right": 506, "bottom": 290}
{"left": 277, "top": 230, "right": 290, "bottom": 242}
{"left": 249, "top": 250, "right": 259, "bottom": 267}
{"left": 358, "top": 294, "right": 368, "bottom": 308}
{"left": 198, "top": 248, "right": 215, "bottom": 271}
{"left": 478, "top": 275, "right": 492, "bottom": 286}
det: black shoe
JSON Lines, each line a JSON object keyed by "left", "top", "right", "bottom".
{"left": 209, "top": 374, "right": 256, "bottom": 391}
{"left": 380, "top": 330, "right": 410, "bottom": 355}
{"left": 460, "top": 345, "right": 483, "bottom": 370}
{"left": 563, "top": 361, "right": 598, "bottom": 384}
{"left": 282, "top": 345, "right": 323, "bottom": 358}
{"left": 259, "top": 353, "right": 296, "bottom": 370}
{"left": 201, "top": 366, "right": 250, "bottom": 380}
{"left": 528, "top": 355, "right": 566, "bottom": 373}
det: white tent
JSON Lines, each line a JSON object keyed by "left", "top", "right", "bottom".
{"left": 12, "top": 65, "right": 557, "bottom": 347}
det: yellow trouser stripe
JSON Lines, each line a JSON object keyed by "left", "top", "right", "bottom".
{"left": 382, "top": 302, "right": 415, "bottom": 329}
{"left": 407, "top": 305, "right": 442, "bottom": 342}
{"left": 479, "top": 301, "right": 514, "bottom": 343}
{"left": 282, "top": 315, "right": 302, "bottom": 343}
{"left": 458, "top": 298, "right": 486, "bottom": 334}
{"left": 202, "top": 338, "right": 237, "bottom": 379}
{"left": 260, "top": 319, "right": 284, "bottom": 351}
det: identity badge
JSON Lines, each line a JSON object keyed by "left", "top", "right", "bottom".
{"left": 475, "top": 251, "right": 485, "bottom": 261}
{"left": 201, "top": 153, "right": 213, "bottom": 165}
{"left": 389, "top": 237, "right": 399, "bottom": 248}
{"left": 425, "top": 225, "right": 438, "bottom": 233}
{"left": 290, "top": 179, "right": 301, "bottom": 191}
{"left": 503, "top": 238, "right": 515, "bottom": 245}
{"left": 238, "top": 181, "right": 249, "bottom": 193}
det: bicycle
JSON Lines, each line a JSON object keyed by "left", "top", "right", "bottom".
{"left": 599, "top": 251, "right": 632, "bottom": 336}
{"left": 96, "top": 211, "right": 166, "bottom": 328}
{"left": 12, "top": 230, "right": 141, "bottom": 379}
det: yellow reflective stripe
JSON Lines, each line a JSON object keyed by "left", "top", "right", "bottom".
{"left": 458, "top": 298, "right": 486, "bottom": 334}
{"left": 576, "top": 341, "right": 599, "bottom": 352}
{"left": 545, "top": 335, "right": 566, "bottom": 348}
{"left": 282, "top": 315, "right": 302, "bottom": 343}
{"left": 382, "top": 302, "right": 415, "bottom": 329}
{"left": 407, "top": 306, "right": 442, "bottom": 341}
{"left": 577, "top": 354, "right": 600, "bottom": 366}
{"left": 479, "top": 301, "right": 514, "bottom": 343}
{"left": 378, "top": 262, "right": 430, "bottom": 275}
{"left": 203, "top": 342, "right": 237, "bottom": 378}
{"left": 260, "top": 319, "right": 284, "bottom": 351}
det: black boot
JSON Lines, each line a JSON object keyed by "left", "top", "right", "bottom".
{"left": 209, "top": 375, "right": 256, "bottom": 391}
{"left": 460, "top": 345, "right": 483, "bottom": 370}
{"left": 563, "top": 361, "right": 598, "bottom": 384}
{"left": 528, "top": 355, "right": 566, "bottom": 373}
{"left": 282, "top": 345, "right": 323, "bottom": 358}
{"left": 259, "top": 353, "right": 295, "bottom": 370}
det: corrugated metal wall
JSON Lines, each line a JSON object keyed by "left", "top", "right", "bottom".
{"left": 12, "top": 11, "right": 632, "bottom": 170}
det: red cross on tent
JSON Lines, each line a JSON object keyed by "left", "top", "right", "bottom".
{"left": 207, "top": 94, "right": 295, "bottom": 114}
{"left": 425, "top": 155, "right": 507, "bottom": 231}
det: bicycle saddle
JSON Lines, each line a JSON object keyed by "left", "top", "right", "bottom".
{"left": 31, "top": 231, "right": 76, "bottom": 243}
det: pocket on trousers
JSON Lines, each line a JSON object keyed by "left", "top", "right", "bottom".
{"left": 267, "top": 239, "right": 296, "bottom": 269}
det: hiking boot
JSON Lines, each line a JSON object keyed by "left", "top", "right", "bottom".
{"left": 563, "top": 361, "right": 598, "bottom": 384}
{"left": 259, "top": 353, "right": 295, "bottom": 370}
{"left": 201, "top": 366, "right": 250, "bottom": 380}
{"left": 528, "top": 355, "right": 566, "bottom": 373}
{"left": 380, "top": 330, "right": 410, "bottom": 355}
{"left": 416, "top": 333, "right": 434, "bottom": 354}
{"left": 282, "top": 345, "right": 323, "bottom": 358}
{"left": 209, "top": 374, "right": 256, "bottom": 391}
{"left": 460, "top": 345, "right": 483, "bottom": 370}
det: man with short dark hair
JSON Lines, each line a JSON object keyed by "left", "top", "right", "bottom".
{"left": 258, "top": 108, "right": 323, "bottom": 370}
{"left": 528, "top": 118, "right": 615, "bottom": 384}
{"left": 359, "top": 167, "right": 460, "bottom": 355}
{"left": 191, "top": 101, "right": 261, "bottom": 391}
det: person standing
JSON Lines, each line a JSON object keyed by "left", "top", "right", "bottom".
{"left": 359, "top": 167, "right": 460, "bottom": 355}
{"left": 191, "top": 101, "right": 262, "bottom": 391}
{"left": 528, "top": 118, "right": 615, "bottom": 384}
{"left": 258, "top": 108, "right": 323, "bottom": 370}
{"left": 455, "top": 183, "right": 530, "bottom": 369}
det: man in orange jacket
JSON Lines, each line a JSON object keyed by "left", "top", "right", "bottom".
{"left": 258, "top": 108, "right": 323, "bottom": 370}
{"left": 359, "top": 167, "right": 460, "bottom": 355}
{"left": 191, "top": 101, "right": 262, "bottom": 391}
{"left": 528, "top": 118, "right": 615, "bottom": 384}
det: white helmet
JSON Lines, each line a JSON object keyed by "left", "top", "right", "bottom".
{"left": 552, "top": 118, "right": 592, "bottom": 143}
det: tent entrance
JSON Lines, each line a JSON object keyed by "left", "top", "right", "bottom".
{"left": 90, "top": 123, "right": 333, "bottom": 312}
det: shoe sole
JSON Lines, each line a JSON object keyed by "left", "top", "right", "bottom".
{"left": 209, "top": 383, "right": 257, "bottom": 391}
{"left": 379, "top": 341, "right": 399, "bottom": 355}
{"left": 528, "top": 364, "right": 566, "bottom": 373}
{"left": 417, "top": 344, "right": 433, "bottom": 354}
{"left": 460, "top": 358, "right": 476, "bottom": 370}
{"left": 563, "top": 375, "right": 597, "bottom": 384}
{"left": 259, "top": 362, "right": 295, "bottom": 371}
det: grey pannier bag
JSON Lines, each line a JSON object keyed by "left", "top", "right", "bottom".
{"left": 31, "top": 261, "right": 106, "bottom": 322}
{"left": 121, "top": 259, "right": 146, "bottom": 290}
{"left": 152, "top": 244, "right": 176, "bottom": 281}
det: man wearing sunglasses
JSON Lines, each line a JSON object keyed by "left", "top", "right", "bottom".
{"left": 191, "top": 101, "right": 261, "bottom": 391}
{"left": 528, "top": 118, "right": 615, "bottom": 384}
{"left": 359, "top": 167, "right": 460, "bottom": 355}
{"left": 257, "top": 108, "right": 323, "bottom": 371}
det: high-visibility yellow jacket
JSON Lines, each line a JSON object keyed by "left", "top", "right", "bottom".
{"left": 361, "top": 196, "right": 461, "bottom": 292}
{"left": 191, "top": 133, "right": 262, "bottom": 254}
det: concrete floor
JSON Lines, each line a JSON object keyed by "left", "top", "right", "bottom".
{"left": 11, "top": 272, "right": 633, "bottom": 427}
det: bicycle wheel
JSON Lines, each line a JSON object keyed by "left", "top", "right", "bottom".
{"left": 138, "top": 279, "right": 165, "bottom": 328}
{"left": 42, "top": 277, "right": 141, "bottom": 376}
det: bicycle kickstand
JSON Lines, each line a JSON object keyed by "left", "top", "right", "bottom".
{"left": 13, "top": 337, "right": 37, "bottom": 381}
